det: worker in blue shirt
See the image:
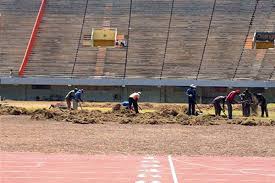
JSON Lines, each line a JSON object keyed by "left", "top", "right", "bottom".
{"left": 186, "top": 84, "right": 197, "bottom": 115}
{"left": 65, "top": 88, "right": 78, "bottom": 110}
{"left": 73, "top": 89, "right": 84, "bottom": 110}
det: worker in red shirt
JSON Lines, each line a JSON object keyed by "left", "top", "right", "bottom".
{"left": 128, "top": 92, "right": 141, "bottom": 113}
{"left": 225, "top": 89, "right": 241, "bottom": 119}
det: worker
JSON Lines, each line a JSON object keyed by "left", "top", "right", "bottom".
{"left": 186, "top": 84, "right": 196, "bottom": 115}
{"left": 212, "top": 96, "right": 226, "bottom": 116}
{"left": 239, "top": 93, "right": 245, "bottom": 116}
{"left": 253, "top": 93, "right": 268, "bottom": 117}
{"left": 225, "top": 89, "right": 241, "bottom": 119}
{"left": 239, "top": 89, "right": 253, "bottom": 117}
{"left": 73, "top": 89, "right": 84, "bottom": 110}
{"left": 65, "top": 88, "right": 78, "bottom": 110}
{"left": 9, "top": 69, "right": 13, "bottom": 78}
{"left": 112, "top": 101, "right": 130, "bottom": 111}
{"left": 121, "top": 101, "right": 130, "bottom": 109}
{"left": 128, "top": 92, "right": 141, "bottom": 113}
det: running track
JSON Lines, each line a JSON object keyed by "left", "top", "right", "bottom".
{"left": 1, "top": 152, "right": 275, "bottom": 183}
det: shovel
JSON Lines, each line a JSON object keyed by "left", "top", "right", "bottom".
{"left": 195, "top": 103, "right": 203, "bottom": 114}
{"left": 79, "top": 102, "right": 83, "bottom": 110}
{"left": 222, "top": 109, "right": 227, "bottom": 117}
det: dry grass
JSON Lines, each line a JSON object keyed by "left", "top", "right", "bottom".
{"left": 2, "top": 100, "right": 274, "bottom": 119}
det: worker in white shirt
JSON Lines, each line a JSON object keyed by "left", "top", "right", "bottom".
{"left": 128, "top": 92, "right": 142, "bottom": 113}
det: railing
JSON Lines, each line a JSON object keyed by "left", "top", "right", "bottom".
{"left": 18, "top": 0, "right": 47, "bottom": 77}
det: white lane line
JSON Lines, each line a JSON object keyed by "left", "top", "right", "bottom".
{"left": 137, "top": 173, "right": 146, "bottom": 178}
{"left": 240, "top": 169, "right": 275, "bottom": 177}
{"left": 135, "top": 181, "right": 145, "bottom": 183}
{"left": 149, "top": 169, "right": 159, "bottom": 173}
{"left": 174, "top": 159, "right": 275, "bottom": 177}
{"left": 168, "top": 155, "right": 179, "bottom": 183}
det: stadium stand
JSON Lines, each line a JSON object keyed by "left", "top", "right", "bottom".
{"left": 0, "top": 0, "right": 40, "bottom": 76}
{"left": 197, "top": 0, "right": 256, "bottom": 80}
{"left": 125, "top": 0, "right": 172, "bottom": 78}
{"left": 162, "top": 0, "right": 215, "bottom": 79}
{"left": 0, "top": 0, "right": 274, "bottom": 82}
{"left": 72, "top": 0, "right": 130, "bottom": 78}
{"left": 235, "top": 0, "right": 275, "bottom": 80}
{"left": 24, "top": 0, "right": 87, "bottom": 77}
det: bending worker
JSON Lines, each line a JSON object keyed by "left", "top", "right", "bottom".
{"left": 73, "top": 89, "right": 84, "bottom": 110}
{"left": 254, "top": 93, "right": 268, "bottom": 117}
{"left": 225, "top": 89, "right": 241, "bottom": 119}
{"left": 212, "top": 96, "right": 226, "bottom": 116}
{"left": 186, "top": 84, "right": 197, "bottom": 115}
{"left": 128, "top": 92, "right": 141, "bottom": 113}
{"left": 65, "top": 88, "right": 78, "bottom": 110}
{"left": 239, "top": 89, "right": 253, "bottom": 117}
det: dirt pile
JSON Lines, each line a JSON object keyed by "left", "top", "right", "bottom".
{"left": 31, "top": 109, "right": 101, "bottom": 124}
{"left": 228, "top": 118, "right": 275, "bottom": 126}
{"left": 0, "top": 104, "right": 29, "bottom": 115}
{"left": 1, "top": 104, "right": 273, "bottom": 126}
{"left": 179, "top": 114, "right": 225, "bottom": 125}
{"left": 116, "top": 108, "right": 226, "bottom": 125}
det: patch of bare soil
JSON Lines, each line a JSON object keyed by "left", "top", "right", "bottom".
{"left": 1, "top": 115, "right": 275, "bottom": 156}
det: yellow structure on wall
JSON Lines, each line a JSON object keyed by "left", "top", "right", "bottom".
{"left": 253, "top": 32, "right": 275, "bottom": 49}
{"left": 255, "top": 41, "right": 274, "bottom": 49}
{"left": 92, "top": 28, "right": 117, "bottom": 47}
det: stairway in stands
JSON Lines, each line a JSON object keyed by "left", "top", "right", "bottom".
{"left": 0, "top": 0, "right": 40, "bottom": 77}
{"left": 24, "top": 0, "right": 87, "bottom": 77}
{"left": 95, "top": 47, "right": 106, "bottom": 76}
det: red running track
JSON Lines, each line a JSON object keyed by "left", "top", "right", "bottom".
{"left": 1, "top": 152, "right": 275, "bottom": 183}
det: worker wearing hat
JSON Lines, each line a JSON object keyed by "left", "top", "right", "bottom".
{"left": 128, "top": 92, "right": 141, "bottom": 113}
{"left": 73, "top": 89, "right": 84, "bottom": 110}
{"left": 225, "top": 89, "right": 241, "bottom": 119}
{"left": 65, "top": 88, "right": 78, "bottom": 110}
{"left": 186, "top": 84, "right": 197, "bottom": 115}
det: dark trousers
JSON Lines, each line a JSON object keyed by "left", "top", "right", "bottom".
{"left": 241, "top": 103, "right": 245, "bottom": 116}
{"left": 188, "top": 102, "right": 195, "bottom": 115}
{"left": 226, "top": 101, "right": 233, "bottom": 119}
{"left": 65, "top": 98, "right": 72, "bottom": 109}
{"left": 128, "top": 97, "right": 139, "bottom": 113}
{"left": 243, "top": 103, "right": 251, "bottom": 117}
{"left": 260, "top": 104, "right": 268, "bottom": 117}
{"left": 214, "top": 103, "right": 222, "bottom": 116}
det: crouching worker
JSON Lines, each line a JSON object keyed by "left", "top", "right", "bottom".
{"left": 254, "top": 93, "right": 268, "bottom": 117}
{"left": 65, "top": 88, "right": 78, "bottom": 110}
{"left": 225, "top": 89, "right": 241, "bottom": 119}
{"left": 73, "top": 89, "right": 84, "bottom": 110}
{"left": 128, "top": 92, "right": 141, "bottom": 113}
{"left": 212, "top": 96, "right": 226, "bottom": 116}
{"left": 112, "top": 101, "right": 130, "bottom": 111}
{"left": 49, "top": 102, "right": 67, "bottom": 110}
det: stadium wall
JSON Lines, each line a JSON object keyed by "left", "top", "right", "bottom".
{"left": 0, "top": 84, "right": 274, "bottom": 103}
